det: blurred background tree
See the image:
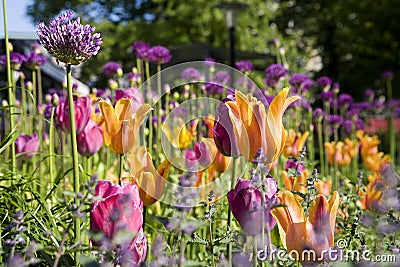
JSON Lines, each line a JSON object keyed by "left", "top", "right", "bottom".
{"left": 27, "top": 0, "right": 400, "bottom": 97}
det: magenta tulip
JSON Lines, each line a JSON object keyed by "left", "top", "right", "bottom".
{"left": 77, "top": 120, "right": 103, "bottom": 157}
{"left": 15, "top": 133, "right": 40, "bottom": 159}
{"left": 115, "top": 88, "right": 144, "bottom": 114}
{"left": 56, "top": 95, "right": 92, "bottom": 134}
{"left": 227, "top": 177, "right": 277, "bottom": 236}
{"left": 90, "top": 180, "right": 147, "bottom": 265}
{"left": 213, "top": 97, "right": 240, "bottom": 157}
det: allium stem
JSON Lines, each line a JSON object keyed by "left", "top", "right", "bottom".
{"left": 2, "top": 0, "right": 16, "bottom": 173}
{"left": 37, "top": 68, "right": 43, "bottom": 105}
{"left": 317, "top": 120, "right": 325, "bottom": 175}
{"left": 156, "top": 63, "right": 162, "bottom": 166}
{"left": 32, "top": 70, "right": 37, "bottom": 113}
{"left": 66, "top": 64, "right": 81, "bottom": 263}
{"left": 49, "top": 106, "right": 56, "bottom": 189}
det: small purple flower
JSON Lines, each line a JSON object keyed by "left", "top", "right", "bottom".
{"left": 15, "top": 133, "right": 40, "bottom": 159}
{"left": 355, "top": 118, "right": 365, "bottom": 131}
{"left": 37, "top": 10, "right": 102, "bottom": 65}
{"left": 388, "top": 99, "right": 400, "bottom": 109}
{"left": 102, "top": 61, "right": 122, "bottom": 76}
{"left": 25, "top": 51, "right": 47, "bottom": 70}
{"left": 285, "top": 158, "right": 305, "bottom": 173}
{"left": 181, "top": 67, "right": 201, "bottom": 82}
{"left": 320, "top": 90, "right": 334, "bottom": 102}
{"left": 147, "top": 45, "right": 171, "bottom": 64}
{"left": 313, "top": 108, "right": 325, "bottom": 122}
{"left": 343, "top": 119, "right": 353, "bottom": 133}
{"left": 205, "top": 57, "right": 216, "bottom": 66}
{"left": 264, "top": 64, "right": 288, "bottom": 88}
{"left": 235, "top": 60, "right": 253, "bottom": 73}
{"left": 364, "top": 89, "right": 375, "bottom": 101}
{"left": 327, "top": 115, "right": 344, "bottom": 128}
{"left": 381, "top": 70, "right": 394, "bottom": 80}
{"left": 0, "top": 52, "right": 27, "bottom": 70}
{"left": 131, "top": 41, "right": 152, "bottom": 59}
{"left": 289, "top": 73, "right": 308, "bottom": 88}
{"left": 338, "top": 93, "right": 353, "bottom": 107}
{"left": 316, "top": 76, "right": 332, "bottom": 88}
{"left": 292, "top": 96, "right": 312, "bottom": 111}
{"left": 214, "top": 71, "right": 231, "bottom": 85}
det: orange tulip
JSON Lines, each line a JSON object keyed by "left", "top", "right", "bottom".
{"left": 358, "top": 174, "right": 386, "bottom": 210}
{"left": 314, "top": 180, "right": 332, "bottom": 197}
{"left": 127, "top": 146, "right": 172, "bottom": 205}
{"left": 283, "top": 129, "right": 309, "bottom": 158}
{"left": 271, "top": 191, "right": 340, "bottom": 264}
{"left": 99, "top": 98, "right": 151, "bottom": 154}
{"left": 282, "top": 169, "right": 309, "bottom": 194}
{"left": 324, "top": 139, "right": 357, "bottom": 166}
{"left": 226, "top": 88, "right": 300, "bottom": 163}
{"left": 357, "top": 130, "right": 391, "bottom": 172}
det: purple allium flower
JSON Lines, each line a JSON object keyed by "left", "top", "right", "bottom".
{"left": 388, "top": 99, "right": 400, "bottom": 109}
{"left": 205, "top": 71, "right": 231, "bottom": 95}
{"left": 355, "top": 118, "right": 365, "bottom": 130}
{"left": 327, "top": 115, "right": 344, "bottom": 127}
{"left": 373, "top": 98, "right": 386, "bottom": 110}
{"left": 205, "top": 57, "right": 216, "bottom": 66}
{"left": 0, "top": 52, "right": 27, "bottom": 70}
{"left": 289, "top": 73, "right": 309, "bottom": 88}
{"left": 347, "top": 108, "right": 359, "bottom": 118}
{"left": 313, "top": 108, "right": 325, "bottom": 121}
{"left": 264, "top": 64, "right": 288, "bottom": 88}
{"left": 235, "top": 76, "right": 255, "bottom": 90}
{"left": 381, "top": 70, "right": 395, "bottom": 80}
{"left": 181, "top": 67, "right": 201, "bottom": 82}
{"left": 37, "top": 10, "right": 102, "bottom": 65}
{"left": 25, "top": 51, "right": 47, "bottom": 70}
{"left": 343, "top": 119, "right": 353, "bottom": 133}
{"left": 320, "top": 90, "right": 334, "bottom": 102}
{"left": 364, "top": 89, "right": 375, "bottom": 101}
{"left": 316, "top": 76, "right": 332, "bottom": 88}
{"left": 102, "top": 61, "right": 122, "bottom": 76}
{"left": 147, "top": 45, "right": 171, "bottom": 64}
{"left": 350, "top": 101, "right": 372, "bottom": 111}
{"left": 338, "top": 93, "right": 353, "bottom": 107}
{"left": 213, "top": 71, "right": 231, "bottom": 85}
{"left": 235, "top": 60, "right": 253, "bottom": 73}
{"left": 131, "top": 41, "right": 151, "bottom": 59}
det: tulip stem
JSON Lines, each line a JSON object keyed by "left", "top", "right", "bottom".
{"left": 253, "top": 235, "right": 258, "bottom": 267}
{"left": 227, "top": 157, "right": 237, "bottom": 266}
{"left": 66, "top": 64, "right": 81, "bottom": 265}
{"left": 118, "top": 153, "right": 123, "bottom": 185}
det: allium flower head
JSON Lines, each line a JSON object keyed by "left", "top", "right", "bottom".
{"left": 25, "top": 51, "right": 47, "bottom": 70}
{"left": 181, "top": 67, "right": 201, "bottom": 82}
{"left": 131, "top": 41, "right": 152, "bottom": 59}
{"left": 381, "top": 70, "right": 394, "bottom": 80}
{"left": 235, "top": 60, "right": 253, "bottom": 73}
{"left": 0, "top": 52, "right": 27, "bottom": 70}
{"left": 316, "top": 76, "right": 332, "bottom": 88}
{"left": 102, "top": 61, "right": 122, "bottom": 76}
{"left": 147, "top": 45, "right": 171, "bottom": 64}
{"left": 37, "top": 10, "right": 102, "bottom": 65}
{"left": 264, "top": 63, "right": 288, "bottom": 88}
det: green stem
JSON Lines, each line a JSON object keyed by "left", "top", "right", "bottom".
{"left": 32, "top": 70, "right": 37, "bottom": 114}
{"left": 118, "top": 153, "right": 123, "bottom": 185}
{"left": 387, "top": 79, "right": 395, "bottom": 161}
{"left": 333, "top": 127, "right": 339, "bottom": 191}
{"left": 156, "top": 64, "right": 162, "bottom": 166}
{"left": 66, "top": 64, "right": 81, "bottom": 264}
{"left": 49, "top": 107, "right": 56, "bottom": 189}
{"left": 2, "top": 0, "right": 16, "bottom": 174}
{"left": 317, "top": 121, "right": 325, "bottom": 175}
{"left": 209, "top": 205, "right": 215, "bottom": 267}
{"left": 227, "top": 157, "right": 237, "bottom": 266}
{"left": 37, "top": 68, "right": 43, "bottom": 105}
{"left": 253, "top": 235, "right": 258, "bottom": 267}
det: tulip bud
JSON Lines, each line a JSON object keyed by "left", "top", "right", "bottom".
{"left": 15, "top": 133, "right": 40, "bottom": 159}
{"left": 77, "top": 120, "right": 103, "bottom": 157}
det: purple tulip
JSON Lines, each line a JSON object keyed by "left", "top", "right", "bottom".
{"left": 56, "top": 95, "right": 92, "bottom": 134}
{"left": 77, "top": 120, "right": 103, "bottom": 157}
{"left": 90, "top": 180, "right": 147, "bottom": 265}
{"left": 147, "top": 45, "right": 171, "bottom": 64}
{"left": 15, "top": 133, "right": 40, "bottom": 159}
{"left": 115, "top": 88, "right": 144, "bottom": 114}
{"left": 213, "top": 97, "right": 240, "bottom": 157}
{"left": 227, "top": 178, "right": 277, "bottom": 236}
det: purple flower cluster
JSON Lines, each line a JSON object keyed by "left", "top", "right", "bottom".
{"left": 102, "top": 61, "right": 122, "bottom": 76}
{"left": 381, "top": 70, "right": 394, "bottom": 80}
{"left": 289, "top": 74, "right": 314, "bottom": 93}
{"left": 316, "top": 76, "right": 332, "bottom": 88}
{"left": 235, "top": 60, "right": 253, "bottom": 73}
{"left": 205, "top": 71, "right": 230, "bottom": 95}
{"left": 131, "top": 41, "right": 151, "bottom": 59}
{"left": 181, "top": 67, "right": 201, "bottom": 82}
{"left": 264, "top": 64, "right": 288, "bottom": 88}
{"left": 327, "top": 114, "right": 344, "bottom": 127}
{"left": 337, "top": 93, "right": 353, "bottom": 107}
{"left": 147, "top": 45, "right": 171, "bottom": 64}
{"left": 37, "top": 10, "right": 102, "bottom": 65}
{"left": 0, "top": 52, "right": 27, "bottom": 70}
{"left": 320, "top": 90, "right": 334, "bottom": 102}
{"left": 25, "top": 51, "right": 47, "bottom": 70}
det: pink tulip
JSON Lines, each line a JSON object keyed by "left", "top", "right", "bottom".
{"left": 56, "top": 95, "right": 92, "bottom": 134}
{"left": 90, "top": 180, "right": 147, "bottom": 265}
{"left": 77, "top": 120, "right": 103, "bottom": 157}
{"left": 227, "top": 177, "right": 277, "bottom": 236}
{"left": 15, "top": 133, "right": 40, "bottom": 159}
